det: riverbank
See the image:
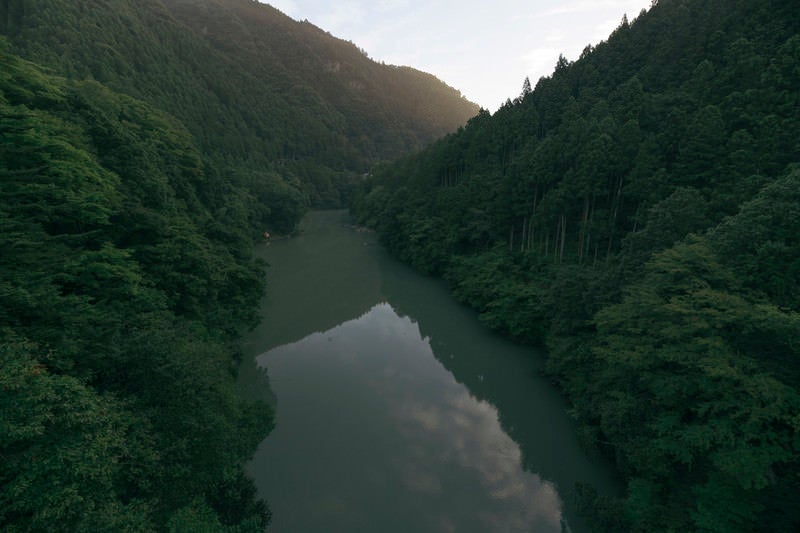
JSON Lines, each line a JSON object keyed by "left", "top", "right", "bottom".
{"left": 239, "top": 210, "right": 618, "bottom": 532}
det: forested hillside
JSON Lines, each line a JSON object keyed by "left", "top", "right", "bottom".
{"left": 0, "top": 42, "right": 272, "bottom": 530}
{"left": 353, "top": 0, "right": 800, "bottom": 530}
{"left": 0, "top": 2, "right": 479, "bottom": 529}
{"left": 1, "top": 0, "right": 478, "bottom": 210}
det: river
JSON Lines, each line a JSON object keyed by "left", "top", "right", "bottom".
{"left": 238, "top": 210, "right": 617, "bottom": 532}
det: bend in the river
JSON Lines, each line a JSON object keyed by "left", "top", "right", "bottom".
{"left": 238, "top": 210, "right": 619, "bottom": 532}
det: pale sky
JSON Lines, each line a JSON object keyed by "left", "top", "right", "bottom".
{"left": 260, "top": 1, "right": 654, "bottom": 111}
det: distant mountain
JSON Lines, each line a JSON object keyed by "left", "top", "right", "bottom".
{"left": 0, "top": 1, "right": 477, "bottom": 530}
{"left": 163, "top": 0, "right": 477, "bottom": 151}
{"left": 353, "top": 0, "right": 800, "bottom": 530}
{"left": 1, "top": 0, "right": 478, "bottom": 209}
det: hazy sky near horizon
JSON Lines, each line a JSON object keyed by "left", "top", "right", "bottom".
{"left": 261, "top": 0, "right": 653, "bottom": 111}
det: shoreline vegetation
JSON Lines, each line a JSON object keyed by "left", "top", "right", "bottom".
{"left": 0, "top": 0, "right": 477, "bottom": 528}
{"left": 0, "top": 44, "right": 274, "bottom": 530}
{"left": 352, "top": 1, "right": 800, "bottom": 531}
{"left": 1, "top": 0, "right": 797, "bottom": 531}
{"left": 1, "top": 0, "right": 477, "bottom": 528}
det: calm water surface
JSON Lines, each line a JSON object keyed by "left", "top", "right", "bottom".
{"left": 239, "top": 210, "right": 617, "bottom": 532}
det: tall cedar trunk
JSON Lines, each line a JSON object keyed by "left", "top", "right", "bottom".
{"left": 579, "top": 196, "right": 590, "bottom": 262}
{"left": 606, "top": 174, "right": 625, "bottom": 258}
{"left": 529, "top": 186, "right": 539, "bottom": 251}
{"left": 552, "top": 217, "right": 560, "bottom": 263}
{"left": 586, "top": 195, "right": 596, "bottom": 262}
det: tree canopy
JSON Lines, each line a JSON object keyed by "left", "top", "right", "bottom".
{"left": 1, "top": 0, "right": 478, "bottom": 214}
{"left": 353, "top": 0, "right": 800, "bottom": 530}
{"left": 0, "top": 4, "right": 480, "bottom": 526}
{"left": 0, "top": 42, "right": 271, "bottom": 531}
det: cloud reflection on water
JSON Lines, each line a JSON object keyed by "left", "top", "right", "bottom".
{"left": 380, "top": 313, "right": 563, "bottom": 532}
{"left": 255, "top": 302, "right": 566, "bottom": 532}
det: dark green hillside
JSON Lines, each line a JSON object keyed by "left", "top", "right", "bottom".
{"left": 353, "top": 0, "right": 800, "bottom": 530}
{"left": 0, "top": 0, "right": 477, "bottom": 209}
{"left": 1, "top": 43, "right": 271, "bottom": 531}
{"left": 163, "top": 0, "right": 477, "bottom": 156}
{"left": 0, "top": 1, "right": 475, "bottom": 530}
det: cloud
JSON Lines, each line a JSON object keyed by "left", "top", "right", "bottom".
{"left": 393, "top": 386, "right": 563, "bottom": 531}
{"left": 544, "top": 28, "right": 567, "bottom": 44}
{"left": 376, "top": 0, "right": 410, "bottom": 13}
{"left": 541, "top": 0, "right": 645, "bottom": 17}
{"left": 522, "top": 47, "right": 563, "bottom": 80}
{"left": 261, "top": 0, "right": 297, "bottom": 18}
{"left": 316, "top": 2, "right": 367, "bottom": 34}
{"left": 254, "top": 301, "right": 577, "bottom": 531}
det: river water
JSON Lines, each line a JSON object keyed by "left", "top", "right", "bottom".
{"left": 238, "top": 210, "right": 617, "bottom": 532}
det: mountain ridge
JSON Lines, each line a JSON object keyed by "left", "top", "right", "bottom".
{"left": 353, "top": 0, "right": 800, "bottom": 530}
{"left": 0, "top": 1, "right": 478, "bottom": 530}
{"left": 1, "top": 0, "right": 478, "bottom": 211}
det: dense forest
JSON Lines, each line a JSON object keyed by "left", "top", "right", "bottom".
{"left": 0, "top": 1, "right": 477, "bottom": 531}
{"left": 1, "top": 0, "right": 478, "bottom": 212}
{"left": 353, "top": 0, "right": 800, "bottom": 531}
{"left": 0, "top": 41, "right": 271, "bottom": 531}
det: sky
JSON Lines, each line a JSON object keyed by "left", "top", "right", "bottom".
{"left": 260, "top": 0, "right": 654, "bottom": 111}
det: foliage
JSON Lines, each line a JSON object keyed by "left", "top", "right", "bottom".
{"left": 0, "top": 1, "right": 478, "bottom": 530}
{"left": 353, "top": 1, "right": 800, "bottom": 530}
{"left": 0, "top": 0, "right": 478, "bottom": 214}
{"left": 0, "top": 45, "right": 271, "bottom": 531}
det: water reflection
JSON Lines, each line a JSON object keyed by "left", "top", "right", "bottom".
{"left": 249, "top": 303, "right": 566, "bottom": 532}
{"left": 242, "top": 211, "right": 616, "bottom": 533}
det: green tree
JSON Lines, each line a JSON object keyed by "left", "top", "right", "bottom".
{"left": 0, "top": 340, "right": 153, "bottom": 531}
